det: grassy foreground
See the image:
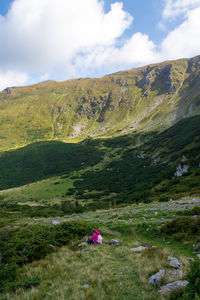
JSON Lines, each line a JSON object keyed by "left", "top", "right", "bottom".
{"left": 1, "top": 198, "right": 200, "bottom": 299}
{"left": 2, "top": 239, "right": 189, "bottom": 300}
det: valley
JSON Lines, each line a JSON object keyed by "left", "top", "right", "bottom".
{"left": 0, "top": 55, "right": 200, "bottom": 299}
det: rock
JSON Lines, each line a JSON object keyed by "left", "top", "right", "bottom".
{"left": 158, "top": 280, "right": 189, "bottom": 294}
{"left": 174, "top": 164, "right": 189, "bottom": 177}
{"left": 167, "top": 256, "right": 182, "bottom": 268}
{"left": 130, "top": 246, "right": 147, "bottom": 252}
{"left": 187, "top": 257, "right": 194, "bottom": 263}
{"left": 197, "top": 254, "right": 200, "bottom": 259}
{"left": 148, "top": 269, "right": 165, "bottom": 285}
{"left": 181, "top": 155, "right": 188, "bottom": 162}
{"left": 49, "top": 244, "right": 56, "bottom": 249}
{"left": 52, "top": 220, "right": 60, "bottom": 225}
{"left": 167, "top": 270, "right": 182, "bottom": 276}
{"left": 109, "top": 239, "right": 120, "bottom": 246}
{"left": 83, "top": 284, "right": 89, "bottom": 288}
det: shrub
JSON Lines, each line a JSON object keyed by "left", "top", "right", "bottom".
{"left": 0, "top": 221, "right": 93, "bottom": 292}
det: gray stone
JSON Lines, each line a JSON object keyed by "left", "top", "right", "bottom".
{"left": 168, "top": 270, "right": 182, "bottom": 276}
{"left": 187, "top": 257, "right": 194, "bottom": 263}
{"left": 158, "top": 280, "right": 189, "bottom": 294}
{"left": 197, "top": 254, "right": 200, "bottom": 259}
{"left": 52, "top": 220, "right": 60, "bottom": 225}
{"left": 167, "top": 256, "right": 182, "bottom": 268}
{"left": 174, "top": 164, "right": 189, "bottom": 177}
{"left": 83, "top": 284, "right": 89, "bottom": 288}
{"left": 148, "top": 269, "right": 165, "bottom": 285}
{"left": 109, "top": 239, "right": 120, "bottom": 246}
{"left": 130, "top": 246, "right": 147, "bottom": 252}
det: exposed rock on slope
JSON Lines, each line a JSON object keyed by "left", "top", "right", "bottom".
{"left": 0, "top": 55, "right": 200, "bottom": 150}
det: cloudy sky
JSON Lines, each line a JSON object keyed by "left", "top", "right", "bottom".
{"left": 0, "top": 0, "right": 200, "bottom": 90}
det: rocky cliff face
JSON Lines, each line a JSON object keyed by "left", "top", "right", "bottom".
{"left": 0, "top": 55, "right": 200, "bottom": 150}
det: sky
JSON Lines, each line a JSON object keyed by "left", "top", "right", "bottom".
{"left": 0, "top": 0, "right": 200, "bottom": 90}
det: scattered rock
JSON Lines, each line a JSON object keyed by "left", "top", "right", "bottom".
{"left": 174, "top": 164, "right": 189, "bottom": 177}
{"left": 49, "top": 244, "right": 56, "bottom": 249}
{"left": 158, "top": 280, "right": 189, "bottom": 294}
{"left": 109, "top": 239, "right": 120, "bottom": 246}
{"left": 167, "top": 256, "right": 182, "bottom": 268}
{"left": 167, "top": 270, "right": 183, "bottom": 277}
{"left": 51, "top": 220, "right": 60, "bottom": 225}
{"left": 181, "top": 155, "right": 188, "bottom": 163}
{"left": 148, "top": 269, "right": 165, "bottom": 285}
{"left": 187, "top": 257, "right": 194, "bottom": 263}
{"left": 130, "top": 246, "right": 147, "bottom": 252}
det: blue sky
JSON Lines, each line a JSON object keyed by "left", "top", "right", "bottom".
{"left": 0, "top": 0, "right": 200, "bottom": 90}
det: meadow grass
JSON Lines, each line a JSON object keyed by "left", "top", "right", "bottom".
{"left": 2, "top": 236, "right": 190, "bottom": 300}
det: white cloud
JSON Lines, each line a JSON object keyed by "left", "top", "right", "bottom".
{"left": 163, "top": 0, "right": 200, "bottom": 18}
{"left": 0, "top": 70, "right": 28, "bottom": 91}
{"left": 0, "top": 0, "right": 200, "bottom": 91}
{"left": 161, "top": 7, "right": 200, "bottom": 59}
{"left": 0, "top": 0, "right": 132, "bottom": 73}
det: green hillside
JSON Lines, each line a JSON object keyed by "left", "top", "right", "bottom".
{"left": 0, "top": 55, "right": 200, "bottom": 151}
{"left": 0, "top": 115, "right": 199, "bottom": 218}
{"left": 1, "top": 56, "right": 200, "bottom": 300}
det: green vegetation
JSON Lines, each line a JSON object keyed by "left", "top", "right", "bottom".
{"left": 0, "top": 56, "right": 200, "bottom": 299}
{"left": 0, "top": 56, "right": 200, "bottom": 151}
{"left": 0, "top": 221, "right": 93, "bottom": 292}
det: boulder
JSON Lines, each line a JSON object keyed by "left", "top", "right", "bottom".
{"left": 167, "top": 256, "right": 182, "bottom": 268}
{"left": 187, "top": 257, "right": 194, "bottom": 263}
{"left": 130, "top": 246, "right": 147, "bottom": 252}
{"left": 197, "top": 254, "right": 200, "bottom": 259}
{"left": 158, "top": 280, "right": 189, "bottom": 294}
{"left": 109, "top": 239, "right": 120, "bottom": 246}
{"left": 148, "top": 269, "right": 165, "bottom": 285}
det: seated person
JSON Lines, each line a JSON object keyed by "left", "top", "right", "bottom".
{"left": 87, "top": 230, "right": 102, "bottom": 244}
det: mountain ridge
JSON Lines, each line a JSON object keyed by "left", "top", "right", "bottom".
{"left": 0, "top": 55, "right": 200, "bottom": 151}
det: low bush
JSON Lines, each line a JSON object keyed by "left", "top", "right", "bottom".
{"left": 160, "top": 216, "right": 200, "bottom": 241}
{"left": 0, "top": 221, "right": 93, "bottom": 292}
{"left": 178, "top": 205, "right": 200, "bottom": 216}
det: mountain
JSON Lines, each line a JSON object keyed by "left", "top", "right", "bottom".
{"left": 0, "top": 55, "right": 200, "bottom": 151}
{"left": 1, "top": 56, "right": 200, "bottom": 298}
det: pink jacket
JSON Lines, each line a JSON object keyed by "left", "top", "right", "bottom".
{"left": 89, "top": 230, "right": 102, "bottom": 244}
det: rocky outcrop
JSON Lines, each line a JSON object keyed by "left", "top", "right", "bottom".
{"left": 167, "top": 256, "right": 182, "bottom": 269}
{"left": 129, "top": 246, "right": 147, "bottom": 252}
{"left": 174, "top": 164, "right": 189, "bottom": 177}
{"left": 148, "top": 269, "right": 165, "bottom": 285}
{"left": 158, "top": 280, "right": 188, "bottom": 294}
{"left": 109, "top": 239, "right": 120, "bottom": 246}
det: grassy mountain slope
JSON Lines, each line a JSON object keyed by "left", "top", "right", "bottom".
{"left": 0, "top": 55, "right": 200, "bottom": 150}
{"left": 1, "top": 115, "right": 199, "bottom": 218}
{"left": 1, "top": 56, "right": 200, "bottom": 300}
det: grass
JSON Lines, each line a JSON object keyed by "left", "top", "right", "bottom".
{"left": 0, "top": 195, "right": 199, "bottom": 299}
{"left": 2, "top": 236, "right": 190, "bottom": 300}
{"left": 0, "top": 56, "right": 200, "bottom": 151}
